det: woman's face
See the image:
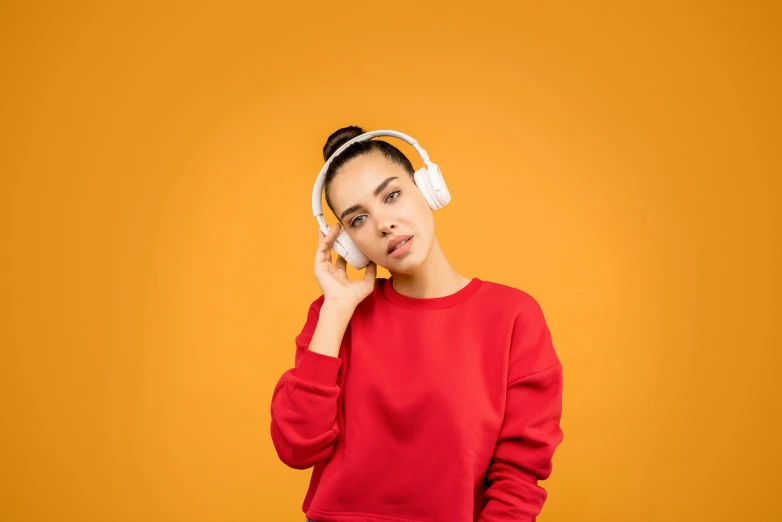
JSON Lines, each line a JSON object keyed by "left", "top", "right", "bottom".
{"left": 329, "top": 151, "right": 435, "bottom": 273}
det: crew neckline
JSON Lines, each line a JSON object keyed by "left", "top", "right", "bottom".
{"left": 380, "top": 276, "right": 483, "bottom": 310}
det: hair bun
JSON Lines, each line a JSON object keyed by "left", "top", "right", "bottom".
{"left": 323, "top": 125, "right": 364, "bottom": 161}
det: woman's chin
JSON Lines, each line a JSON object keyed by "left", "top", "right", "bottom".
{"left": 386, "top": 258, "right": 423, "bottom": 275}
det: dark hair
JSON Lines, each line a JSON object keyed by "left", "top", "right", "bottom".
{"left": 322, "top": 125, "right": 415, "bottom": 223}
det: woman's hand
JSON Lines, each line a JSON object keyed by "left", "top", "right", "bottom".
{"left": 314, "top": 223, "right": 377, "bottom": 309}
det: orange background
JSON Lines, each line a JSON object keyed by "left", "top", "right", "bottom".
{"left": 1, "top": 1, "right": 780, "bottom": 521}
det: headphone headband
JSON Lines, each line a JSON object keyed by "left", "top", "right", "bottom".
{"left": 312, "top": 130, "right": 436, "bottom": 232}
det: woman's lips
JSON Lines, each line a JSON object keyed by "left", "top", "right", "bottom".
{"left": 388, "top": 236, "right": 414, "bottom": 257}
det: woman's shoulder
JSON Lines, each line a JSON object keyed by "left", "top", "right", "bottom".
{"left": 475, "top": 278, "right": 543, "bottom": 309}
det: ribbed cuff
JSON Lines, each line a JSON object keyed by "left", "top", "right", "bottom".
{"left": 295, "top": 349, "right": 342, "bottom": 386}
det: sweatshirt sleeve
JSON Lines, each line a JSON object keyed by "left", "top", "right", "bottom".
{"left": 478, "top": 295, "right": 564, "bottom": 522}
{"left": 270, "top": 295, "right": 345, "bottom": 470}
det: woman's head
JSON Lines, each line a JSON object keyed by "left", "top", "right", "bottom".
{"left": 322, "top": 125, "right": 436, "bottom": 274}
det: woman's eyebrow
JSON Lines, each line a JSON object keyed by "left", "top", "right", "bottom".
{"left": 339, "top": 176, "right": 399, "bottom": 220}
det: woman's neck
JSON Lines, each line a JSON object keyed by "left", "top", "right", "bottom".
{"left": 388, "top": 236, "right": 472, "bottom": 299}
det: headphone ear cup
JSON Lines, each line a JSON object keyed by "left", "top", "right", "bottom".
{"left": 333, "top": 228, "right": 370, "bottom": 270}
{"left": 414, "top": 166, "right": 451, "bottom": 210}
{"left": 414, "top": 167, "right": 437, "bottom": 209}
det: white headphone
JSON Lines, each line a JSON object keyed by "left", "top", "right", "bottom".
{"left": 312, "top": 130, "right": 451, "bottom": 269}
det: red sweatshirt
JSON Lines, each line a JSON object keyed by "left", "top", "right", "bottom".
{"left": 270, "top": 276, "right": 563, "bottom": 522}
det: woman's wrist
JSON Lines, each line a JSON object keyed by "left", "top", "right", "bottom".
{"left": 321, "top": 299, "right": 357, "bottom": 319}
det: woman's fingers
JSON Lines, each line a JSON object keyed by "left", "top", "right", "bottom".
{"left": 335, "top": 255, "right": 347, "bottom": 273}
{"left": 316, "top": 224, "right": 341, "bottom": 259}
{"left": 315, "top": 225, "right": 345, "bottom": 270}
{"left": 316, "top": 229, "right": 331, "bottom": 264}
{"left": 321, "top": 223, "right": 341, "bottom": 248}
{"left": 363, "top": 261, "right": 377, "bottom": 282}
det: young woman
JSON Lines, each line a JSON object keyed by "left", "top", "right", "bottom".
{"left": 270, "top": 126, "right": 564, "bottom": 522}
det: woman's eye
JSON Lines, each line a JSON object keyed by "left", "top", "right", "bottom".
{"left": 350, "top": 191, "right": 401, "bottom": 228}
